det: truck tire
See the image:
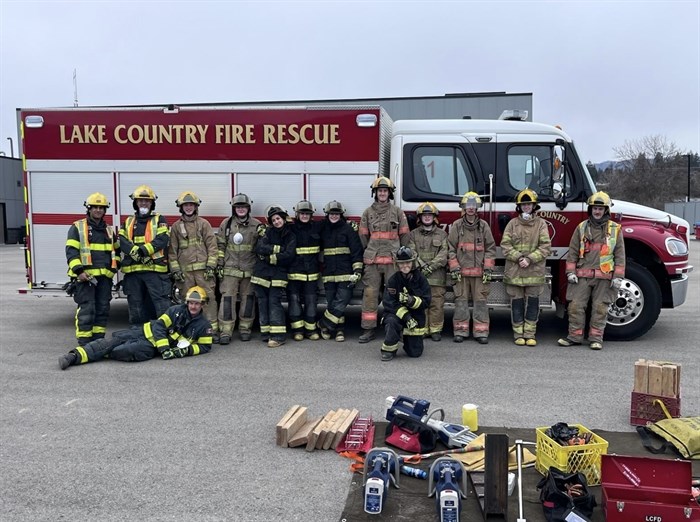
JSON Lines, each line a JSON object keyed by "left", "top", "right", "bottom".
{"left": 604, "top": 261, "right": 661, "bottom": 341}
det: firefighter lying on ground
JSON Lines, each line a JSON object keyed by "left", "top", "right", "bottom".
{"left": 252, "top": 205, "right": 297, "bottom": 348}
{"left": 119, "top": 185, "right": 172, "bottom": 326}
{"left": 501, "top": 189, "right": 552, "bottom": 346}
{"left": 358, "top": 176, "right": 410, "bottom": 343}
{"left": 407, "top": 202, "right": 449, "bottom": 342}
{"left": 558, "top": 191, "right": 625, "bottom": 350}
{"left": 58, "top": 286, "right": 213, "bottom": 369}
{"left": 65, "top": 192, "right": 120, "bottom": 347}
{"left": 380, "top": 246, "right": 432, "bottom": 362}
{"left": 168, "top": 191, "right": 218, "bottom": 338}
{"left": 216, "top": 193, "right": 262, "bottom": 344}
{"left": 317, "top": 200, "right": 364, "bottom": 342}
{"left": 288, "top": 200, "right": 322, "bottom": 341}
{"left": 447, "top": 192, "right": 496, "bottom": 344}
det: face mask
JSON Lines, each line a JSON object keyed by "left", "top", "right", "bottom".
{"left": 138, "top": 207, "right": 149, "bottom": 217}
{"left": 521, "top": 212, "right": 531, "bottom": 221}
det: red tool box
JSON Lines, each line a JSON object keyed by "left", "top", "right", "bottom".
{"left": 601, "top": 454, "right": 700, "bottom": 521}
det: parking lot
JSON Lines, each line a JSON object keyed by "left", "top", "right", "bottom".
{"left": 1, "top": 241, "right": 698, "bottom": 521}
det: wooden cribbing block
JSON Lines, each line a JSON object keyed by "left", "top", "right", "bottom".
{"left": 323, "top": 409, "right": 350, "bottom": 450}
{"left": 647, "top": 363, "right": 663, "bottom": 395}
{"left": 288, "top": 416, "right": 322, "bottom": 448}
{"left": 306, "top": 410, "right": 336, "bottom": 452}
{"left": 281, "top": 406, "right": 308, "bottom": 448}
{"left": 331, "top": 408, "right": 359, "bottom": 449}
{"left": 276, "top": 405, "right": 300, "bottom": 446}
{"left": 633, "top": 360, "right": 648, "bottom": 393}
{"left": 661, "top": 365, "right": 677, "bottom": 398}
{"left": 317, "top": 409, "right": 344, "bottom": 449}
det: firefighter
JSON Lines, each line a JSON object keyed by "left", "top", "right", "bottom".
{"left": 558, "top": 191, "right": 625, "bottom": 350}
{"left": 380, "top": 246, "right": 431, "bottom": 361}
{"left": 119, "top": 185, "right": 171, "bottom": 326}
{"left": 317, "top": 200, "right": 364, "bottom": 342}
{"left": 168, "top": 191, "right": 218, "bottom": 338}
{"left": 447, "top": 192, "right": 497, "bottom": 343}
{"left": 358, "top": 176, "right": 410, "bottom": 343}
{"left": 252, "top": 205, "right": 297, "bottom": 348}
{"left": 407, "top": 202, "right": 449, "bottom": 341}
{"left": 58, "top": 286, "right": 213, "bottom": 369}
{"left": 216, "top": 193, "right": 262, "bottom": 344}
{"left": 501, "top": 189, "right": 551, "bottom": 346}
{"left": 288, "top": 200, "right": 322, "bottom": 341}
{"left": 65, "top": 192, "right": 120, "bottom": 346}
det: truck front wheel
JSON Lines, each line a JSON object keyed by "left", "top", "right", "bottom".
{"left": 604, "top": 261, "right": 661, "bottom": 341}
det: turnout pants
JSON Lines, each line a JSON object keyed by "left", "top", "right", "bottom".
{"left": 177, "top": 269, "right": 217, "bottom": 331}
{"left": 361, "top": 264, "right": 396, "bottom": 329}
{"left": 73, "top": 327, "right": 157, "bottom": 364}
{"left": 426, "top": 285, "right": 446, "bottom": 335}
{"left": 453, "top": 277, "right": 490, "bottom": 339}
{"left": 566, "top": 277, "right": 615, "bottom": 343}
{"left": 319, "top": 281, "right": 352, "bottom": 334}
{"left": 254, "top": 284, "right": 287, "bottom": 342}
{"left": 73, "top": 276, "right": 113, "bottom": 346}
{"left": 122, "top": 272, "right": 172, "bottom": 326}
{"left": 382, "top": 313, "right": 426, "bottom": 358}
{"left": 506, "top": 284, "right": 543, "bottom": 339}
{"left": 218, "top": 276, "right": 256, "bottom": 336}
{"left": 287, "top": 280, "right": 319, "bottom": 336}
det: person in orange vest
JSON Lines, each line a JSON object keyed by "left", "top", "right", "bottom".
{"left": 65, "top": 192, "right": 120, "bottom": 346}
{"left": 558, "top": 192, "right": 625, "bottom": 350}
{"left": 119, "top": 185, "right": 171, "bottom": 325}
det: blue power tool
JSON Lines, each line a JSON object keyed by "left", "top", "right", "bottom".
{"left": 428, "top": 457, "right": 468, "bottom": 522}
{"left": 362, "top": 447, "right": 400, "bottom": 514}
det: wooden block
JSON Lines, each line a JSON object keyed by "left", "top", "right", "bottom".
{"left": 306, "top": 410, "right": 335, "bottom": 452}
{"left": 323, "top": 409, "right": 350, "bottom": 450}
{"left": 332, "top": 408, "right": 359, "bottom": 449}
{"left": 661, "top": 365, "right": 676, "bottom": 398}
{"left": 281, "top": 406, "right": 308, "bottom": 448}
{"left": 676, "top": 363, "right": 681, "bottom": 397}
{"left": 633, "top": 360, "right": 649, "bottom": 393}
{"left": 288, "top": 416, "right": 322, "bottom": 447}
{"left": 647, "top": 363, "right": 663, "bottom": 395}
{"left": 318, "top": 409, "right": 344, "bottom": 449}
{"left": 276, "top": 405, "right": 300, "bottom": 446}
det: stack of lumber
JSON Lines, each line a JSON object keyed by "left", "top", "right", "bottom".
{"left": 275, "top": 405, "right": 359, "bottom": 452}
{"left": 633, "top": 359, "right": 681, "bottom": 397}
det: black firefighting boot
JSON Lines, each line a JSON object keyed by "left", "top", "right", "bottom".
{"left": 58, "top": 351, "right": 78, "bottom": 370}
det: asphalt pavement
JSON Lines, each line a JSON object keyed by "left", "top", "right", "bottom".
{"left": 1, "top": 241, "right": 698, "bottom": 521}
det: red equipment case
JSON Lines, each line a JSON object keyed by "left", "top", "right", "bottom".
{"left": 601, "top": 454, "right": 700, "bottom": 521}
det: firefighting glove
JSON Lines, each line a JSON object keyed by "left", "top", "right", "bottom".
{"left": 204, "top": 267, "right": 215, "bottom": 280}
{"left": 348, "top": 271, "right": 362, "bottom": 286}
{"left": 257, "top": 224, "right": 267, "bottom": 237}
{"left": 405, "top": 315, "right": 418, "bottom": 330}
{"left": 398, "top": 290, "right": 416, "bottom": 307}
{"left": 171, "top": 270, "right": 186, "bottom": 283}
{"left": 420, "top": 264, "right": 433, "bottom": 276}
{"left": 482, "top": 269, "right": 492, "bottom": 284}
{"left": 611, "top": 277, "right": 624, "bottom": 290}
{"left": 567, "top": 272, "right": 579, "bottom": 285}
{"left": 450, "top": 269, "right": 462, "bottom": 282}
{"left": 349, "top": 221, "right": 359, "bottom": 232}
{"left": 129, "top": 245, "right": 141, "bottom": 262}
{"left": 161, "top": 349, "right": 175, "bottom": 360}
{"left": 216, "top": 264, "right": 225, "bottom": 279}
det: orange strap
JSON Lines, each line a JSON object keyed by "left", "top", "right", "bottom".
{"left": 338, "top": 450, "right": 365, "bottom": 473}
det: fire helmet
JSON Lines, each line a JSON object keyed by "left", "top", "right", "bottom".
{"left": 515, "top": 188, "right": 541, "bottom": 212}
{"left": 176, "top": 191, "right": 201, "bottom": 208}
{"left": 395, "top": 246, "right": 418, "bottom": 263}
{"left": 130, "top": 185, "right": 157, "bottom": 211}
{"left": 293, "top": 200, "right": 316, "bottom": 215}
{"left": 230, "top": 193, "right": 252, "bottom": 208}
{"left": 266, "top": 205, "right": 289, "bottom": 223}
{"left": 185, "top": 286, "right": 208, "bottom": 304}
{"left": 459, "top": 191, "right": 482, "bottom": 210}
{"left": 371, "top": 176, "right": 395, "bottom": 200}
{"left": 416, "top": 202, "right": 439, "bottom": 216}
{"left": 84, "top": 192, "right": 110, "bottom": 210}
{"left": 323, "top": 200, "right": 346, "bottom": 215}
{"left": 587, "top": 191, "right": 612, "bottom": 215}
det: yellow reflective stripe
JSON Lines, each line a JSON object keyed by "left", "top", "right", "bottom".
{"left": 410, "top": 296, "right": 423, "bottom": 310}
{"left": 290, "top": 320, "right": 304, "bottom": 329}
{"left": 271, "top": 279, "right": 288, "bottom": 288}
{"left": 89, "top": 243, "right": 114, "bottom": 251}
{"left": 223, "top": 268, "right": 252, "bottom": 278}
{"left": 303, "top": 321, "right": 316, "bottom": 330}
{"left": 324, "top": 309, "right": 341, "bottom": 324}
{"left": 270, "top": 325, "right": 287, "bottom": 333}
{"left": 273, "top": 245, "right": 281, "bottom": 254}
{"left": 403, "top": 326, "right": 427, "bottom": 336}
{"left": 322, "top": 274, "right": 353, "bottom": 283}
{"left": 352, "top": 262, "right": 364, "bottom": 271}
{"left": 92, "top": 326, "right": 106, "bottom": 334}
{"left": 160, "top": 315, "right": 173, "bottom": 328}
{"left": 68, "top": 258, "right": 82, "bottom": 270}
{"left": 190, "top": 344, "right": 200, "bottom": 356}
{"left": 66, "top": 239, "right": 81, "bottom": 249}
{"left": 251, "top": 276, "right": 271, "bottom": 287}
{"left": 260, "top": 325, "right": 271, "bottom": 333}
{"left": 84, "top": 268, "right": 116, "bottom": 278}
{"left": 121, "top": 264, "right": 169, "bottom": 273}
{"left": 182, "top": 262, "right": 208, "bottom": 271}
{"left": 323, "top": 247, "right": 351, "bottom": 255}
{"left": 227, "top": 244, "right": 253, "bottom": 252}
{"left": 296, "top": 246, "right": 320, "bottom": 254}
{"left": 154, "top": 338, "right": 169, "bottom": 349}
{"left": 288, "top": 273, "right": 320, "bottom": 281}
{"left": 396, "top": 306, "right": 409, "bottom": 319}
{"left": 143, "top": 322, "right": 155, "bottom": 344}
{"left": 382, "top": 343, "right": 399, "bottom": 353}
{"left": 177, "top": 238, "right": 205, "bottom": 249}
{"left": 270, "top": 254, "right": 277, "bottom": 265}
{"left": 76, "top": 346, "right": 89, "bottom": 364}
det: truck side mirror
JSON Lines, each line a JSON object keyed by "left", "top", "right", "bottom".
{"left": 552, "top": 145, "right": 565, "bottom": 181}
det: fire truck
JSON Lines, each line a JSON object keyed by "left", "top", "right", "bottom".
{"left": 17, "top": 104, "right": 693, "bottom": 341}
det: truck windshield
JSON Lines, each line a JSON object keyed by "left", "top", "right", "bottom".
{"left": 411, "top": 146, "right": 476, "bottom": 196}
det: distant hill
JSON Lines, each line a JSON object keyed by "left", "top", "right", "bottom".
{"left": 593, "top": 160, "right": 631, "bottom": 171}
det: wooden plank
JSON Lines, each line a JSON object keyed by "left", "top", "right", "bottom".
{"left": 661, "top": 365, "right": 676, "bottom": 398}
{"left": 276, "top": 405, "right": 300, "bottom": 446}
{"left": 318, "top": 409, "right": 344, "bottom": 449}
{"left": 323, "top": 409, "right": 350, "bottom": 450}
{"left": 306, "top": 410, "right": 335, "bottom": 452}
{"left": 676, "top": 363, "right": 681, "bottom": 397}
{"left": 647, "top": 363, "right": 663, "bottom": 395}
{"left": 331, "top": 408, "right": 360, "bottom": 449}
{"left": 281, "top": 406, "right": 308, "bottom": 448}
{"left": 288, "top": 416, "right": 323, "bottom": 447}
{"left": 633, "top": 360, "right": 649, "bottom": 393}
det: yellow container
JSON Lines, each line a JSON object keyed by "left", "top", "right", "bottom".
{"left": 534, "top": 424, "right": 608, "bottom": 486}
{"left": 462, "top": 403, "right": 479, "bottom": 431}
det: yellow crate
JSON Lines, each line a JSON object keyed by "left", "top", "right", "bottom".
{"left": 535, "top": 424, "right": 608, "bottom": 486}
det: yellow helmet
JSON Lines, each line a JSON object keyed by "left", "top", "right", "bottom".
{"left": 515, "top": 188, "right": 541, "bottom": 212}
{"left": 130, "top": 185, "right": 157, "bottom": 201}
{"left": 371, "top": 176, "right": 395, "bottom": 190}
{"left": 416, "top": 202, "right": 439, "bottom": 216}
{"left": 176, "top": 191, "right": 201, "bottom": 207}
{"left": 587, "top": 191, "right": 612, "bottom": 209}
{"left": 459, "top": 191, "right": 482, "bottom": 209}
{"left": 84, "top": 192, "right": 110, "bottom": 209}
{"left": 185, "top": 286, "right": 208, "bottom": 304}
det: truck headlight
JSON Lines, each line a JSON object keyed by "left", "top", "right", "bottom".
{"left": 665, "top": 238, "right": 688, "bottom": 256}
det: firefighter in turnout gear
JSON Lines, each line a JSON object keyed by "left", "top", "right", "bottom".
{"left": 216, "top": 193, "right": 262, "bottom": 344}
{"left": 558, "top": 192, "right": 625, "bottom": 350}
{"left": 317, "top": 200, "right": 364, "bottom": 342}
{"left": 447, "top": 192, "right": 496, "bottom": 344}
{"left": 252, "top": 205, "right": 297, "bottom": 348}
{"left": 407, "top": 202, "right": 449, "bottom": 341}
{"left": 59, "top": 286, "right": 213, "bottom": 369}
{"left": 168, "top": 191, "right": 218, "bottom": 336}
{"left": 380, "top": 246, "right": 431, "bottom": 361}
{"left": 119, "top": 185, "right": 171, "bottom": 326}
{"left": 358, "top": 176, "right": 410, "bottom": 343}
{"left": 288, "top": 200, "right": 322, "bottom": 341}
{"left": 501, "top": 189, "right": 551, "bottom": 346}
{"left": 65, "top": 192, "right": 120, "bottom": 346}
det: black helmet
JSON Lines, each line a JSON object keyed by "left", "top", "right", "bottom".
{"left": 266, "top": 205, "right": 289, "bottom": 224}
{"left": 395, "top": 246, "right": 418, "bottom": 263}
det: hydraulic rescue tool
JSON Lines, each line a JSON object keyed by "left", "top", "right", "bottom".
{"left": 386, "top": 395, "right": 477, "bottom": 448}
{"left": 363, "top": 447, "right": 401, "bottom": 514}
{"left": 428, "top": 457, "right": 468, "bottom": 522}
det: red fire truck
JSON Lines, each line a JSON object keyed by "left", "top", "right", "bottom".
{"left": 17, "top": 105, "right": 693, "bottom": 341}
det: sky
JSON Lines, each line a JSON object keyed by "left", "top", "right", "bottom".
{"left": 0, "top": 0, "right": 698, "bottom": 163}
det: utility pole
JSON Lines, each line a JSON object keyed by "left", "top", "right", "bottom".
{"left": 73, "top": 68, "right": 79, "bottom": 107}
{"left": 687, "top": 154, "right": 692, "bottom": 203}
